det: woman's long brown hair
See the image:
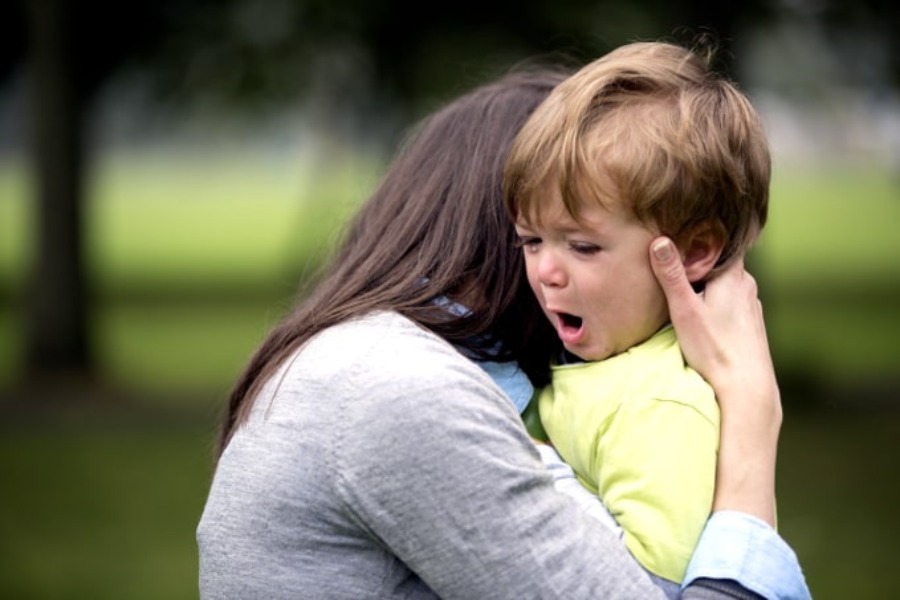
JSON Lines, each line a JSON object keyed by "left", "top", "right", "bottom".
{"left": 216, "top": 67, "right": 568, "bottom": 459}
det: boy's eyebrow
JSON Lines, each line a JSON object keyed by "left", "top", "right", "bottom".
{"left": 517, "top": 214, "right": 597, "bottom": 235}
{"left": 514, "top": 222, "right": 538, "bottom": 234}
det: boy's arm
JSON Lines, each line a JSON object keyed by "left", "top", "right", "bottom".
{"left": 597, "top": 390, "right": 719, "bottom": 584}
{"left": 535, "top": 442, "right": 625, "bottom": 537}
{"left": 521, "top": 395, "right": 549, "bottom": 442}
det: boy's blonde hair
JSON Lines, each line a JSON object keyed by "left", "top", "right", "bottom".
{"left": 504, "top": 41, "right": 771, "bottom": 276}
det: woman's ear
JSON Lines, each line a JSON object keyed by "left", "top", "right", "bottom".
{"left": 680, "top": 221, "right": 726, "bottom": 283}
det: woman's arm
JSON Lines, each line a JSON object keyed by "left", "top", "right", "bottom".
{"left": 649, "top": 237, "right": 779, "bottom": 525}
{"left": 650, "top": 237, "right": 810, "bottom": 599}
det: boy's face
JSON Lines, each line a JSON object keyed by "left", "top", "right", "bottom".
{"left": 516, "top": 192, "right": 669, "bottom": 362}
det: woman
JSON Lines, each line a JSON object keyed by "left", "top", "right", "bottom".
{"left": 197, "top": 67, "right": 807, "bottom": 599}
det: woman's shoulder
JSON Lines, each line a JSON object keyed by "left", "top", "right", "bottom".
{"left": 290, "top": 310, "right": 484, "bottom": 390}
{"left": 281, "top": 310, "right": 514, "bottom": 427}
{"left": 311, "top": 310, "right": 454, "bottom": 359}
{"left": 330, "top": 310, "right": 436, "bottom": 342}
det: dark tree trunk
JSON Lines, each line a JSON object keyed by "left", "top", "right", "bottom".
{"left": 24, "top": 0, "right": 92, "bottom": 379}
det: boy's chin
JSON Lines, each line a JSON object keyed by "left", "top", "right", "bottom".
{"left": 562, "top": 343, "right": 610, "bottom": 363}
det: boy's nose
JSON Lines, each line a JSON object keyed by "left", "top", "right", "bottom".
{"left": 537, "top": 250, "right": 567, "bottom": 288}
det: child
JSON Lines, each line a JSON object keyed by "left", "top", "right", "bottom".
{"left": 503, "top": 41, "right": 772, "bottom": 595}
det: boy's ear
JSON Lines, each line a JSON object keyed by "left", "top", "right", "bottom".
{"left": 680, "top": 221, "right": 726, "bottom": 283}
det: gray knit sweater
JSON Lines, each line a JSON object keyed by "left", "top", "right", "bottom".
{"left": 197, "top": 311, "right": 762, "bottom": 599}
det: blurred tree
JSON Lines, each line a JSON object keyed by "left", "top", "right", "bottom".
{"left": 818, "top": 0, "right": 900, "bottom": 89}
{"left": 4, "top": 0, "right": 898, "bottom": 390}
{"left": 12, "top": 0, "right": 186, "bottom": 385}
{"left": 24, "top": 0, "right": 89, "bottom": 380}
{"left": 117, "top": 0, "right": 776, "bottom": 133}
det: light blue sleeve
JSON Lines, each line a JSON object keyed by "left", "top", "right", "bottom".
{"left": 683, "top": 511, "right": 811, "bottom": 600}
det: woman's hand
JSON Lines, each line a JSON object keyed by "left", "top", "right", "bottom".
{"left": 649, "top": 237, "right": 780, "bottom": 526}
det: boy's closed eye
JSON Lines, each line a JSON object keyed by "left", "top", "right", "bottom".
{"left": 568, "top": 242, "right": 601, "bottom": 256}
{"left": 514, "top": 235, "right": 542, "bottom": 251}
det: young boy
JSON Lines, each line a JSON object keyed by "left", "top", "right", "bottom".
{"left": 503, "top": 41, "right": 772, "bottom": 595}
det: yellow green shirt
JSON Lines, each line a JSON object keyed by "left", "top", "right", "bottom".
{"left": 538, "top": 326, "right": 719, "bottom": 584}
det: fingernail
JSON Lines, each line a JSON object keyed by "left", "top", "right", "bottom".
{"left": 652, "top": 239, "right": 673, "bottom": 261}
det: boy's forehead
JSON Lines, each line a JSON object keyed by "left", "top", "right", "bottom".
{"left": 522, "top": 173, "right": 622, "bottom": 223}
{"left": 517, "top": 179, "right": 566, "bottom": 224}
{"left": 519, "top": 190, "right": 620, "bottom": 232}
{"left": 518, "top": 195, "right": 568, "bottom": 227}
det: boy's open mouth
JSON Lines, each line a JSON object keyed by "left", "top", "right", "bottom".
{"left": 554, "top": 312, "right": 585, "bottom": 345}
{"left": 558, "top": 312, "right": 583, "bottom": 330}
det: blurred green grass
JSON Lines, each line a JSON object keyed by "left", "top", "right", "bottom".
{"left": 1, "top": 153, "right": 899, "bottom": 599}
{"left": 776, "top": 410, "right": 900, "bottom": 600}
{"left": 3, "top": 157, "right": 899, "bottom": 395}
{"left": 1, "top": 410, "right": 895, "bottom": 600}
{"left": 755, "top": 165, "right": 900, "bottom": 397}
{"left": 0, "top": 412, "right": 216, "bottom": 600}
{"left": 0, "top": 150, "right": 379, "bottom": 392}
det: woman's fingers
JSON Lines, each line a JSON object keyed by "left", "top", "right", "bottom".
{"left": 649, "top": 237, "right": 719, "bottom": 382}
{"left": 650, "top": 235, "right": 781, "bottom": 525}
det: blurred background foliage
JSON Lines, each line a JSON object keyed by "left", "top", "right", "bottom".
{"left": 1, "top": 0, "right": 899, "bottom": 598}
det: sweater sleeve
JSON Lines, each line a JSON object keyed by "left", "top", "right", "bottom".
{"left": 683, "top": 512, "right": 812, "bottom": 599}
{"left": 330, "top": 333, "right": 673, "bottom": 599}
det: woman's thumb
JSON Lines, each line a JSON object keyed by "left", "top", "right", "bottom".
{"left": 650, "top": 237, "right": 694, "bottom": 311}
